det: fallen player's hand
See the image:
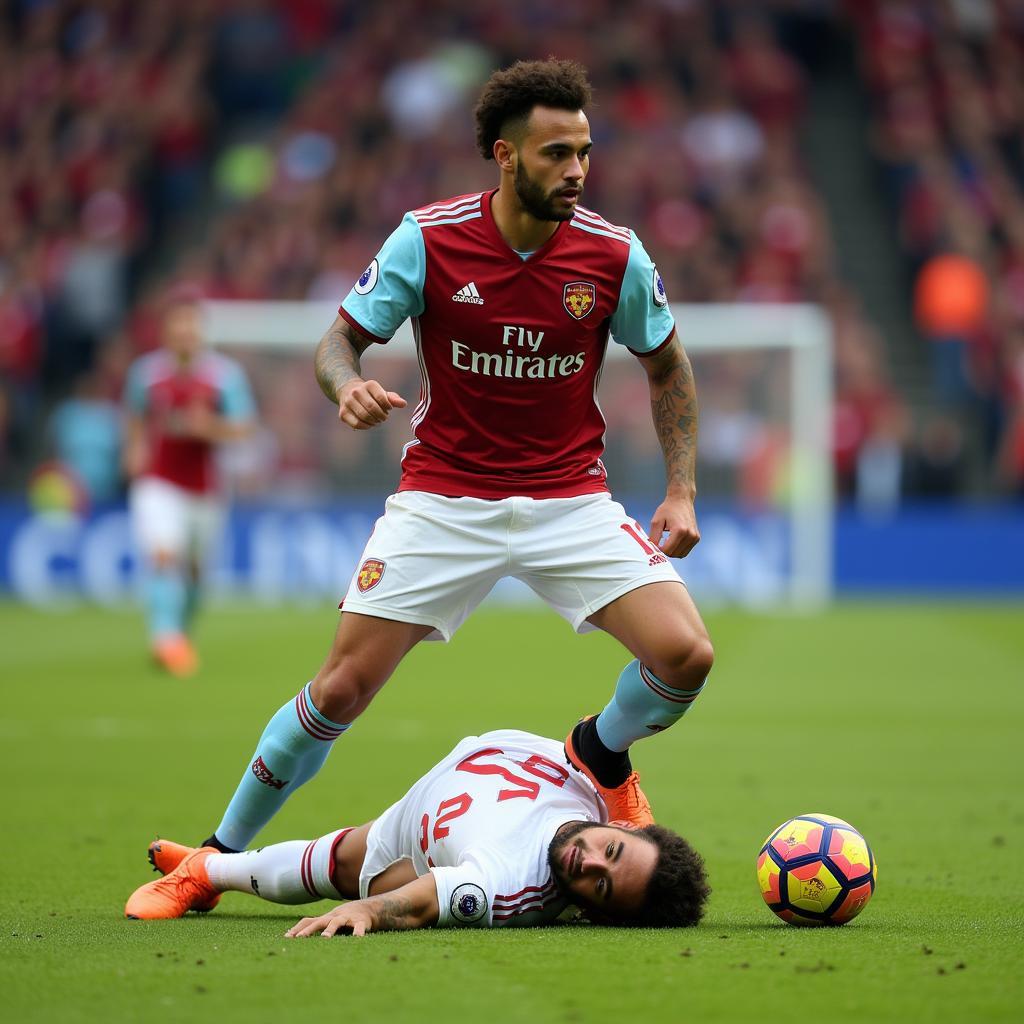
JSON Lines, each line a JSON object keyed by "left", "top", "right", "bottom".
{"left": 336, "top": 379, "right": 407, "bottom": 430}
{"left": 286, "top": 902, "right": 373, "bottom": 938}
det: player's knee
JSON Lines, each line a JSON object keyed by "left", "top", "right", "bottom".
{"left": 310, "top": 659, "right": 387, "bottom": 722}
{"left": 686, "top": 635, "right": 715, "bottom": 683}
{"left": 649, "top": 631, "right": 714, "bottom": 690}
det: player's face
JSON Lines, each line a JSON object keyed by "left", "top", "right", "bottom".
{"left": 512, "top": 106, "right": 591, "bottom": 222}
{"left": 162, "top": 302, "right": 204, "bottom": 362}
{"left": 548, "top": 822, "right": 658, "bottom": 922}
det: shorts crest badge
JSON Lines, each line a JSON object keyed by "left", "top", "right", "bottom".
{"left": 563, "top": 281, "right": 596, "bottom": 320}
{"left": 356, "top": 558, "right": 385, "bottom": 593}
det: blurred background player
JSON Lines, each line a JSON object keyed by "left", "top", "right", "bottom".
{"left": 190, "top": 58, "right": 714, "bottom": 860}
{"left": 126, "top": 728, "right": 709, "bottom": 932}
{"left": 122, "top": 290, "right": 256, "bottom": 676}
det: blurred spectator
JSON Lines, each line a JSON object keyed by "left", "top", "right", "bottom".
{"left": 48, "top": 367, "right": 123, "bottom": 506}
{"left": 906, "top": 413, "right": 968, "bottom": 499}
{"left": 855, "top": 402, "right": 910, "bottom": 516}
{"left": 832, "top": 313, "right": 908, "bottom": 502}
{"left": 211, "top": 0, "right": 290, "bottom": 119}
{"left": 914, "top": 250, "right": 990, "bottom": 404}
{"left": 853, "top": 0, "right": 1024, "bottom": 494}
{"left": 995, "top": 326, "right": 1024, "bottom": 496}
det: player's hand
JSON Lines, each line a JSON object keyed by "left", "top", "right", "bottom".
{"left": 286, "top": 902, "right": 374, "bottom": 938}
{"left": 179, "top": 405, "right": 220, "bottom": 440}
{"left": 649, "top": 494, "right": 700, "bottom": 558}
{"left": 122, "top": 442, "right": 147, "bottom": 479}
{"left": 335, "top": 379, "right": 407, "bottom": 430}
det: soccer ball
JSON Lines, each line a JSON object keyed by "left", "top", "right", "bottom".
{"left": 756, "top": 813, "right": 877, "bottom": 926}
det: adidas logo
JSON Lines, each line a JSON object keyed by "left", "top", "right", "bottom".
{"left": 452, "top": 281, "right": 485, "bottom": 305}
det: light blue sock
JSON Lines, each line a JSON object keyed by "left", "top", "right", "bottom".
{"left": 214, "top": 683, "right": 350, "bottom": 851}
{"left": 145, "top": 566, "right": 187, "bottom": 639}
{"left": 595, "top": 659, "right": 707, "bottom": 752}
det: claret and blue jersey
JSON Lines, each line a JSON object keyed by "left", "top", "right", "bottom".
{"left": 123, "top": 349, "right": 255, "bottom": 494}
{"left": 339, "top": 188, "right": 676, "bottom": 500}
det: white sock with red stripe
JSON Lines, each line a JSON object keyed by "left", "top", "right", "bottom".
{"left": 212, "top": 683, "right": 350, "bottom": 852}
{"left": 204, "top": 828, "right": 352, "bottom": 904}
{"left": 595, "top": 659, "right": 707, "bottom": 752}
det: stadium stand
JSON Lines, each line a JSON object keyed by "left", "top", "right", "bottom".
{"left": 2, "top": 0, "right": 1022, "bottom": 501}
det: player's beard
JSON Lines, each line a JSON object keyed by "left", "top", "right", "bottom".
{"left": 547, "top": 820, "right": 597, "bottom": 895}
{"left": 514, "top": 161, "right": 580, "bottom": 222}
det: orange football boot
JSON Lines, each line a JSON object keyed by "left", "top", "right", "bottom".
{"left": 565, "top": 717, "right": 655, "bottom": 828}
{"left": 125, "top": 847, "right": 220, "bottom": 919}
{"left": 152, "top": 634, "right": 199, "bottom": 677}
{"left": 148, "top": 838, "right": 196, "bottom": 876}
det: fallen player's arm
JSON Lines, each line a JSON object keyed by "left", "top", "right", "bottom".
{"left": 285, "top": 872, "right": 440, "bottom": 938}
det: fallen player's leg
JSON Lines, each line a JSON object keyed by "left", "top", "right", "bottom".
{"left": 126, "top": 827, "right": 361, "bottom": 919}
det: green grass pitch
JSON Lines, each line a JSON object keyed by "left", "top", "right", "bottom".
{"left": 3, "top": 600, "right": 1022, "bottom": 1022}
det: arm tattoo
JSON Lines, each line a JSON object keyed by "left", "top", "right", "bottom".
{"left": 314, "top": 318, "right": 372, "bottom": 404}
{"left": 648, "top": 342, "right": 699, "bottom": 497}
{"left": 370, "top": 893, "right": 419, "bottom": 931}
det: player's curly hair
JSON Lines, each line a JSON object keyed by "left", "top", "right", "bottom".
{"left": 474, "top": 58, "right": 592, "bottom": 160}
{"left": 627, "top": 824, "right": 711, "bottom": 928}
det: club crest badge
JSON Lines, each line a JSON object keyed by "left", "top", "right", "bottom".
{"left": 563, "top": 281, "right": 596, "bottom": 320}
{"left": 356, "top": 558, "right": 385, "bottom": 593}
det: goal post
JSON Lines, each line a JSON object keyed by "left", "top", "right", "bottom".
{"left": 203, "top": 300, "right": 833, "bottom": 608}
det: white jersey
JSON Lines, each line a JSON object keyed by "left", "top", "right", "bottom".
{"left": 358, "top": 730, "right": 607, "bottom": 928}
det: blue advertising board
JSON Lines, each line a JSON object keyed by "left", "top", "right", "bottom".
{"left": 0, "top": 499, "right": 1021, "bottom": 605}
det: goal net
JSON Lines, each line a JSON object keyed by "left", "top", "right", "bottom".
{"left": 205, "top": 301, "right": 833, "bottom": 608}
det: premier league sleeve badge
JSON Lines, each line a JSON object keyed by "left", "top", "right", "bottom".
{"left": 450, "top": 883, "right": 488, "bottom": 924}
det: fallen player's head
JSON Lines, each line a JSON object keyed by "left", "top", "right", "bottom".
{"left": 548, "top": 821, "right": 709, "bottom": 927}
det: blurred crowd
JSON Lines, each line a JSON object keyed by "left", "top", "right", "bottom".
{"left": 850, "top": 0, "right": 1024, "bottom": 499}
{"left": 2, "top": 0, "right": 1023, "bottom": 509}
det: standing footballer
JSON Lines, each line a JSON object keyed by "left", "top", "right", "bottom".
{"left": 185, "top": 59, "right": 713, "bottom": 858}
{"left": 122, "top": 289, "right": 256, "bottom": 676}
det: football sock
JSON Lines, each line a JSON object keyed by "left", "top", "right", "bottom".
{"left": 596, "top": 659, "right": 707, "bottom": 753}
{"left": 200, "top": 834, "right": 237, "bottom": 854}
{"left": 211, "top": 683, "right": 350, "bottom": 852}
{"left": 205, "top": 828, "right": 351, "bottom": 904}
{"left": 145, "top": 565, "right": 187, "bottom": 639}
{"left": 571, "top": 716, "right": 632, "bottom": 788}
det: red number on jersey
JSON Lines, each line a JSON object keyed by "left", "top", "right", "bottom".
{"left": 457, "top": 747, "right": 569, "bottom": 802}
{"left": 421, "top": 793, "right": 473, "bottom": 855}
{"left": 433, "top": 793, "right": 473, "bottom": 840}
{"left": 519, "top": 753, "right": 570, "bottom": 788}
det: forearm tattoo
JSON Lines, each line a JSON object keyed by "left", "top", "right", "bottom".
{"left": 371, "top": 893, "right": 419, "bottom": 931}
{"left": 314, "top": 319, "right": 369, "bottom": 404}
{"left": 649, "top": 348, "right": 699, "bottom": 496}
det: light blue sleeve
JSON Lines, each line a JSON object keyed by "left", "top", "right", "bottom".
{"left": 339, "top": 213, "right": 426, "bottom": 341}
{"left": 122, "top": 359, "right": 148, "bottom": 414}
{"left": 609, "top": 231, "right": 675, "bottom": 354}
{"left": 219, "top": 361, "right": 256, "bottom": 421}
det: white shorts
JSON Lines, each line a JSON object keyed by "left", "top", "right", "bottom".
{"left": 341, "top": 491, "right": 684, "bottom": 641}
{"left": 129, "top": 476, "right": 224, "bottom": 562}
